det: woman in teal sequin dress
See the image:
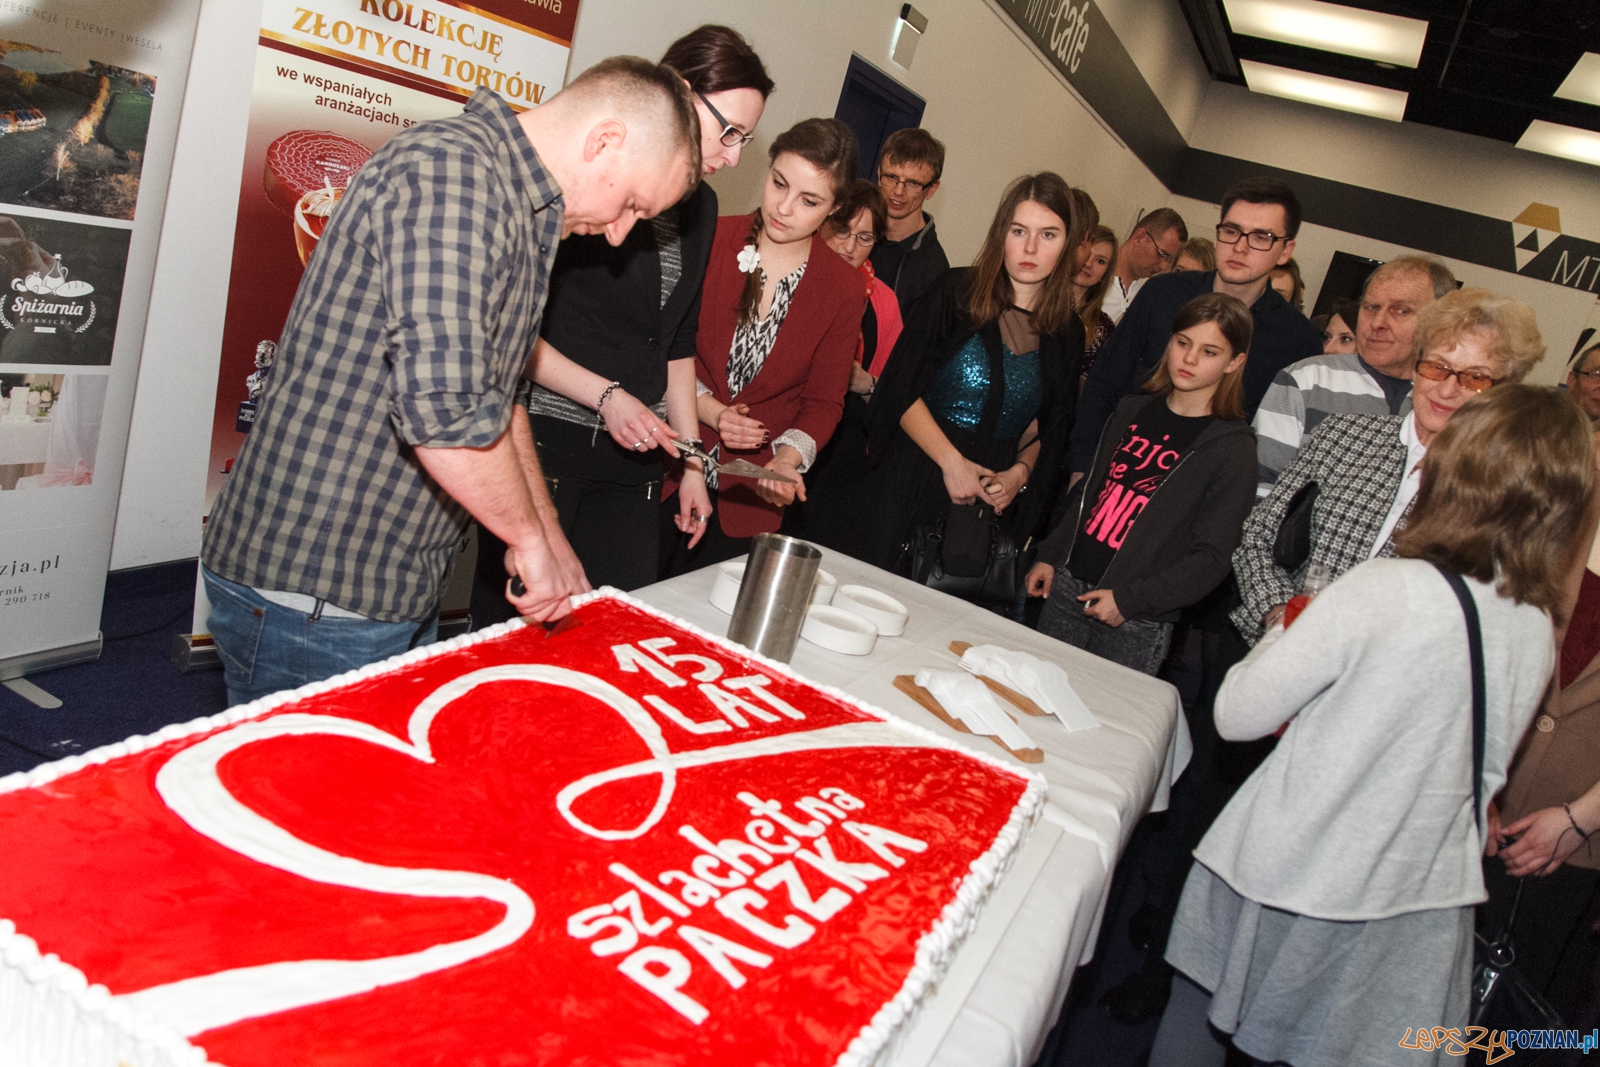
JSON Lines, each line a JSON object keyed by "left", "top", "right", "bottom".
{"left": 857, "top": 174, "right": 1092, "bottom": 575}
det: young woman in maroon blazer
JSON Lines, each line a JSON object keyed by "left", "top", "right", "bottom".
{"left": 662, "top": 117, "right": 866, "bottom": 572}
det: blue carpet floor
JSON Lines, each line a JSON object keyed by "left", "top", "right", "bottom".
{"left": 0, "top": 559, "right": 228, "bottom": 776}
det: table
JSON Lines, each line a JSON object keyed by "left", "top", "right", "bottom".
{"left": 635, "top": 548, "right": 1191, "bottom": 1067}
{"left": 0, "top": 415, "right": 50, "bottom": 465}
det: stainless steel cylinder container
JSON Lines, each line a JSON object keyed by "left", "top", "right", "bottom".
{"left": 726, "top": 534, "right": 822, "bottom": 662}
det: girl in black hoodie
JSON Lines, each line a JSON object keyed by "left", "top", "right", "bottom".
{"left": 1026, "top": 293, "right": 1258, "bottom": 674}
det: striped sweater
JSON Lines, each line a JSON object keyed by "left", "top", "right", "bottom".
{"left": 1252, "top": 352, "right": 1411, "bottom": 497}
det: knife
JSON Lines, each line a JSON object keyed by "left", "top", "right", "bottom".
{"left": 675, "top": 437, "right": 797, "bottom": 484}
{"left": 507, "top": 575, "right": 581, "bottom": 635}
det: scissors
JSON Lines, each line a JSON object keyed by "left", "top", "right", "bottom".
{"left": 673, "top": 436, "right": 797, "bottom": 484}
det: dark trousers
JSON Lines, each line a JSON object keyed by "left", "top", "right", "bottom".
{"left": 471, "top": 473, "right": 661, "bottom": 630}
{"left": 659, "top": 487, "right": 751, "bottom": 577}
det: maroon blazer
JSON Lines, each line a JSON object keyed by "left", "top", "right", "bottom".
{"left": 689, "top": 213, "right": 865, "bottom": 538}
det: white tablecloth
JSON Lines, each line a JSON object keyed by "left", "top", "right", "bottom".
{"left": 634, "top": 548, "right": 1191, "bottom": 1067}
{"left": 0, "top": 416, "right": 50, "bottom": 465}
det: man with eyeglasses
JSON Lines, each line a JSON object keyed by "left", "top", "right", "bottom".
{"left": 867, "top": 127, "right": 949, "bottom": 318}
{"left": 1069, "top": 176, "right": 1322, "bottom": 481}
{"left": 1252, "top": 256, "right": 1457, "bottom": 497}
{"left": 1567, "top": 342, "right": 1600, "bottom": 420}
{"left": 1102, "top": 207, "right": 1188, "bottom": 324}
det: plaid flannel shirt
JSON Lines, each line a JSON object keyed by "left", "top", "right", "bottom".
{"left": 204, "top": 90, "right": 563, "bottom": 622}
{"left": 1231, "top": 412, "right": 1409, "bottom": 643}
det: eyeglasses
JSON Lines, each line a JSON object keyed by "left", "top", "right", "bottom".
{"left": 1143, "top": 230, "right": 1174, "bottom": 264}
{"left": 1574, "top": 368, "right": 1600, "bottom": 381}
{"left": 831, "top": 229, "right": 876, "bottom": 248}
{"left": 878, "top": 170, "right": 930, "bottom": 194}
{"left": 1215, "top": 223, "right": 1286, "bottom": 252}
{"left": 696, "top": 92, "right": 755, "bottom": 148}
{"left": 1415, "top": 359, "right": 1502, "bottom": 394}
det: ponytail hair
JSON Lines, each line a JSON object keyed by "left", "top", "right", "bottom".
{"left": 736, "top": 118, "right": 859, "bottom": 326}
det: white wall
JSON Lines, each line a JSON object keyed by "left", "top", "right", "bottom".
{"left": 566, "top": 0, "right": 1194, "bottom": 266}
{"left": 109, "top": 0, "right": 1201, "bottom": 568}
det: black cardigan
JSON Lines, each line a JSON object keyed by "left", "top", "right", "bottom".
{"left": 534, "top": 182, "right": 718, "bottom": 481}
{"left": 865, "top": 268, "right": 1083, "bottom": 555}
{"left": 1037, "top": 393, "right": 1258, "bottom": 623}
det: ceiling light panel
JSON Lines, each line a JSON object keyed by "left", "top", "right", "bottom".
{"left": 1224, "top": 0, "right": 1428, "bottom": 68}
{"left": 1517, "top": 120, "right": 1600, "bottom": 167}
{"left": 1240, "top": 59, "right": 1409, "bottom": 121}
{"left": 1555, "top": 52, "right": 1600, "bottom": 107}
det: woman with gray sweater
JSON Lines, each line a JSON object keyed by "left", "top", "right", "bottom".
{"left": 1150, "top": 384, "right": 1598, "bottom": 1067}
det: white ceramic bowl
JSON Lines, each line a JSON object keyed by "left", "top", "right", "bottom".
{"left": 708, "top": 560, "right": 745, "bottom": 615}
{"left": 800, "top": 604, "right": 878, "bottom": 655}
{"left": 810, "top": 567, "right": 838, "bottom": 606}
{"left": 833, "top": 584, "right": 909, "bottom": 637}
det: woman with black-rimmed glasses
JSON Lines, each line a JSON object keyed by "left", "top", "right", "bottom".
{"left": 468, "top": 26, "right": 773, "bottom": 623}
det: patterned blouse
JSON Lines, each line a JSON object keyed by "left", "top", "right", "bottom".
{"left": 727, "top": 262, "right": 807, "bottom": 395}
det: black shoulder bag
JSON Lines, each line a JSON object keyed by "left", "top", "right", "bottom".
{"left": 1435, "top": 565, "right": 1565, "bottom": 1037}
{"left": 1272, "top": 481, "right": 1319, "bottom": 572}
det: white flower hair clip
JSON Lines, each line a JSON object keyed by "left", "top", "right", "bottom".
{"left": 737, "top": 244, "right": 761, "bottom": 274}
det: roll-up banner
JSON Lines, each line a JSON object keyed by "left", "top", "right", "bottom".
{"left": 185, "top": 0, "right": 579, "bottom": 649}
{"left": 0, "top": 1, "right": 202, "bottom": 682}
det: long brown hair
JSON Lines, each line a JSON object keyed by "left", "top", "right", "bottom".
{"left": 963, "top": 174, "right": 1095, "bottom": 336}
{"left": 1142, "top": 292, "right": 1252, "bottom": 420}
{"left": 661, "top": 25, "right": 774, "bottom": 97}
{"left": 1076, "top": 224, "right": 1117, "bottom": 337}
{"left": 1395, "top": 385, "right": 1597, "bottom": 623}
{"left": 736, "top": 118, "right": 859, "bottom": 325}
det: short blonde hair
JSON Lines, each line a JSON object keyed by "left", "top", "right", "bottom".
{"left": 1396, "top": 385, "right": 1597, "bottom": 622}
{"left": 1413, "top": 287, "right": 1544, "bottom": 382}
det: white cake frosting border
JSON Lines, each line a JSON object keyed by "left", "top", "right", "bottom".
{"left": 0, "top": 587, "right": 1046, "bottom": 1067}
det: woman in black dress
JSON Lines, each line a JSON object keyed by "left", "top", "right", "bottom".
{"left": 859, "top": 173, "right": 1094, "bottom": 577}
{"left": 471, "top": 26, "right": 772, "bottom": 624}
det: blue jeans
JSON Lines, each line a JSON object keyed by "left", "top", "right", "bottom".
{"left": 1038, "top": 569, "right": 1173, "bottom": 676}
{"left": 202, "top": 568, "right": 438, "bottom": 707}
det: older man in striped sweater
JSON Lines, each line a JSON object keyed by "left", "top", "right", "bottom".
{"left": 1251, "top": 255, "right": 1457, "bottom": 497}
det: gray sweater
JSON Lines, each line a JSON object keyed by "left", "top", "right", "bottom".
{"left": 1196, "top": 558, "right": 1553, "bottom": 921}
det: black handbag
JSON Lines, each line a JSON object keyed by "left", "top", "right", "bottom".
{"left": 1272, "top": 481, "right": 1319, "bottom": 572}
{"left": 908, "top": 501, "right": 1019, "bottom": 607}
{"left": 1435, "top": 566, "right": 1566, "bottom": 1041}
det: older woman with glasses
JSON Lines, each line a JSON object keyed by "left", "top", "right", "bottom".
{"left": 1232, "top": 287, "right": 1546, "bottom": 642}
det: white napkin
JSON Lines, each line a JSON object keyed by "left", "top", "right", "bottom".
{"left": 914, "top": 668, "right": 1035, "bottom": 753}
{"left": 958, "top": 644, "right": 1100, "bottom": 732}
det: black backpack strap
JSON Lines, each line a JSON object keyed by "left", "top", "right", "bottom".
{"left": 1433, "top": 563, "right": 1486, "bottom": 834}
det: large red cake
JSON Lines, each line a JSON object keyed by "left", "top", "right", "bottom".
{"left": 0, "top": 591, "right": 1042, "bottom": 1067}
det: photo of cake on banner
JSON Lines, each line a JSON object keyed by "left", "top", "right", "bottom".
{"left": 0, "top": 40, "right": 155, "bottom": 222}
{"left": 0, "top": 590, "right": 1045, "bottom": 1067}
{"left": 0, "top": 369, "right": 108, "bottom": 490}
{"left": 0, "top": 212, "right": 128, "bottom": 366}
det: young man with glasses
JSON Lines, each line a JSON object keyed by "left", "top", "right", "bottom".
{"left": 1252, "top": 256, "right": 1457, "bottom": 497}
{"left": 1069, "top": 177, "right": 1321, "bottom": 480}
{"left": 1568, "top": 342, "right": 1600, "bottom": 420}
{"left": 1102, "top": 207, "right": 1188, "bottom": 324}
{"left": 867, "top": 127, "right": 948, "bottom": 318}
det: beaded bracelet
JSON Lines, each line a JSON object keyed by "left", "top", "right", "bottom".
{"left": 591, "top": 381, "right": 624, "bottom": 447}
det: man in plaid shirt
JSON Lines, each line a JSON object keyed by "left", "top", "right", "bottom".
{"left": 202, "top": 58, "right": 699, "bottom": 706}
